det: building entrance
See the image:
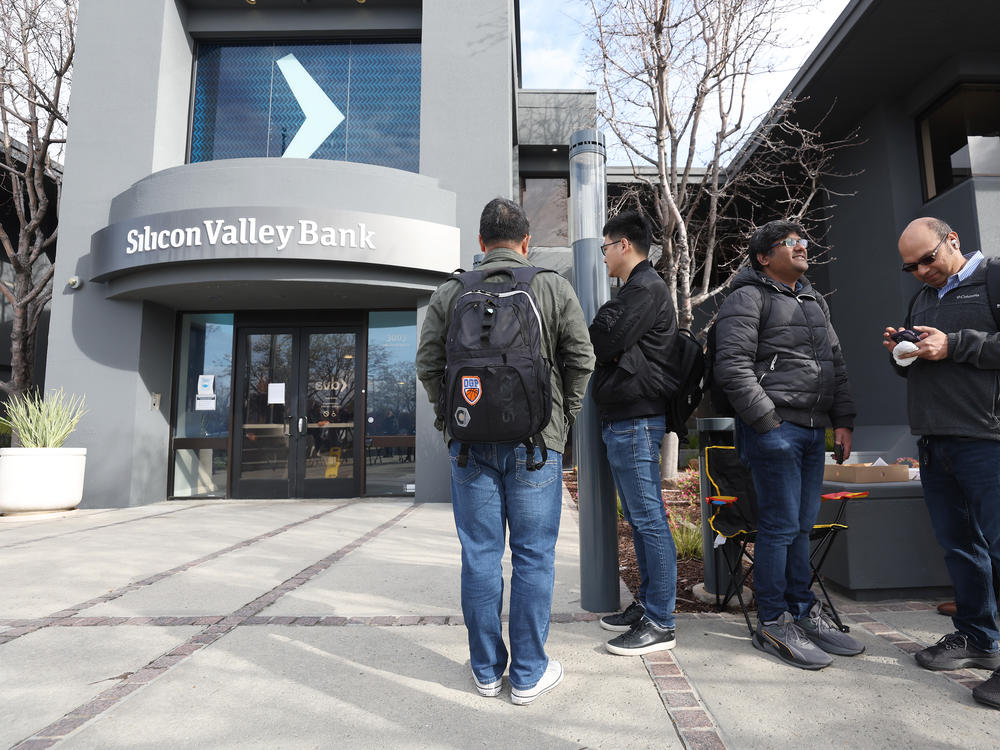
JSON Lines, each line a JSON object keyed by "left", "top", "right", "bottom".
{"left": 231, "top": 325, "right": 362, "bottom": 498}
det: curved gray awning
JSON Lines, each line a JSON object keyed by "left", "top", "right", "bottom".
{"left": 87, "top": 158, "right": 460, "bottom": 306}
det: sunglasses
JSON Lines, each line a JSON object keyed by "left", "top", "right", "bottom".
{"left": 900, "top": 234, "right": 947, "bottom": 273}
{"left": 770, "top": 238, "right": 809, "bottom": 249}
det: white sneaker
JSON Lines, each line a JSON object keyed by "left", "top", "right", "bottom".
{"left": 510, "top": 660, "right": 563, "bottom": 706}
{"left": 473, "top": 673, "right": 502, "bottom": 697}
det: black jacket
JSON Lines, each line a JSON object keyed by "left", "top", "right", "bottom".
{"left": 589, "top": 260, "right": 678, "bottom": 421}
{"left": 895, "top": 259, "right": 1000, "bottom": 440}
{"left": 714, "top": 267, "right": 855, "bottom": 433}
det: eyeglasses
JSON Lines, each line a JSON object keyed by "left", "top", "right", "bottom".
{"left": 900, "top": 234, "right": 947, "bottom": 273}
{"left": 600, "top": 238, "right": 623, "bottom": 256}
{"left": 770, "top": 238, "right": 809, "bottom": 249}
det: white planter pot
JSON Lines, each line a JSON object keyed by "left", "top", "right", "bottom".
{"left": 0, "top": 447, "right": 87, "bottom": 514}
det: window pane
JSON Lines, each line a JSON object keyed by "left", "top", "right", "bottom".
{"left": 174, "top": 313, "right": 234, "bottom": 439}
{"left": 191, "top": 41, "right": 420, "bottom": 171}
{"left": 521, "top": 178, "right": 569, "bottom": 246}
{"left": 173, "top": 448, "right": 228, "bottom": 498}
{"left": 919, "top": 84, "right": 1000, "bottom": 199}
{"left": 366, "top": 311, "right": 417, "bottom": 495}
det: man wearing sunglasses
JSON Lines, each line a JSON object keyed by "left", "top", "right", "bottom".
{"left": 883, "top": 217, "right": 1000, "bottom": 710}
{"left": 714, "top": 219, "right": 861, "bottom": 670}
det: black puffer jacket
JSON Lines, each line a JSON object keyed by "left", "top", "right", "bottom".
{"left": 714, "top": 267, "right": 855, "bottom": 433}
{"left": 589, "top": 260, "right": 678, "bottom": 421}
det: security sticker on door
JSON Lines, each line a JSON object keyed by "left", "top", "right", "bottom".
{"left": 196, "top": 374, "right": 216, "bottom": 411}
{"left": 462, "top": 376, "right": 482, "bottom": 405}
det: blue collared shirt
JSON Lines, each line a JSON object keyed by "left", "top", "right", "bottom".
{"left": 939, "top": 250, "right": 985, "bottom": 298}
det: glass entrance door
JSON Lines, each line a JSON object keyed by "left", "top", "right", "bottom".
{"left": 232, "top": 326, "right": 361, "bottom": 498}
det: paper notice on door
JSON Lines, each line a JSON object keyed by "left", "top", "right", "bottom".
{"left": 195, "top": 396, "right": 216, "bottom": 411}
{"left": 267, "top": 383, "right": 285, "bottom": 405}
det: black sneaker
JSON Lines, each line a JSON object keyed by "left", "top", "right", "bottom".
{"left": 973, "top": 668, "right": 1000, "bottom": 710}
{"left": 752, "top": 612, "right": 832, "bottom": 670}
{"left": 605, "top": 618, "right": 676, "bottom": 656}
{"left": 915, "top": 632, "right": 1000, "bottom": 671}
{"left": 600, "top": 601, "right": 645, "bottom": 632}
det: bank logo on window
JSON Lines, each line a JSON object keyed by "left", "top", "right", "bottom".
{"left": 191, "top": 41, "right": 420, "bottom": 171}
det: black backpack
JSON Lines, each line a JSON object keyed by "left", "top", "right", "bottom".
{"left": 440, "top": 266, "right": 553, "bottom": 470}
{"left": 704, "top": 286, "right": 772, "bottom": 417}
{"left": 663, "top": 328, "right": 706, "bottom": 440}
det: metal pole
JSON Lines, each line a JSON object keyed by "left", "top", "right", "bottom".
{"left": 569, "top": 129, "right": 619, "bottom": 612}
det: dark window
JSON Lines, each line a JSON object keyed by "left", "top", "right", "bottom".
{"left": 521, "top": 177, "right": 569, "bottom": 246}
{"left": 919, "top": 84, "right": 1000, "bottom": 200}
{"left": 191, "top": 41, "right": 421, "bottom": 172}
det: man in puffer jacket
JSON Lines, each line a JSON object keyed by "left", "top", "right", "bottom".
{"left": 714, "top": 219, "right": 863, "bottom": 670}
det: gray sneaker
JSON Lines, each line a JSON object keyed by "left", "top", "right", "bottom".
{"left": 752, "top": 612, "right": 833, "bottom": 670}
{"left": 796, "top": 601, "right": 865, "bottom": 656}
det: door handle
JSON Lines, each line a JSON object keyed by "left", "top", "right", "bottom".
{"left": 298, "top": 417, "right": 307, "bottom": 435}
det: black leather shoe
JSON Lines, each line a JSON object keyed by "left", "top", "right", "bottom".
{"left": 599, "top": 601, "right": 645, "bottom": 632}
{"left": 605, "top": 618, "right": 676, "bottom": 656}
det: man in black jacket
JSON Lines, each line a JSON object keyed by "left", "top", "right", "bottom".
{"left": 589, "top": 211, "right": 679, "bottom": 656}
{"left": 884, "top": 217, "right": 1000, "bottom": 709}
{"left": 714, "top": 219, "right": 863, "bottom": 670}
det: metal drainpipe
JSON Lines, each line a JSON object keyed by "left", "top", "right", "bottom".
{"left": 569, "top": 129, "right": 619, "bottom": 612}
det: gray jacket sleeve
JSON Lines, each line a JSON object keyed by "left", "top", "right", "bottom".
{"left": 714, "top": 286, "right": 780, "bottom": 431}
{"left": 554, "top": 278, "right": 596, "bottom": 427}
{"left": 415, "top": 280, "right": 459, "bottom": 430}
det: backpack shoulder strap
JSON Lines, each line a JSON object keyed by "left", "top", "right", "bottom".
{"left": 757, "top": 285, "right": 772, "bottom": 330}
{"left": 985, "top": 258, "right": 1000, "bottom": 330}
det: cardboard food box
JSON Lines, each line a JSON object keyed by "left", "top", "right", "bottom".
{"left": 823, "top": 463, "right": 910, "bottom": 483}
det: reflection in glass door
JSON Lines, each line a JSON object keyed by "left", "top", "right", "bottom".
{"left": 232, "top": 327, "right": 360, "bottom": 498}
{"left": 302, "top": 332, "right": 357, "bottom": 494}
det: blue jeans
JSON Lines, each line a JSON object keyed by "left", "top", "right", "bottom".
{"left": 449, "top": 441, "right": 563, "bottom": 691}
{"left": 736, "top": 419, "right": 825, "bottom": 623}
{"left": 602, "top": 416, "right": 676, "bottom": 629}
{"left": 919, "top": 436, "right": 1000, "bottom": 652}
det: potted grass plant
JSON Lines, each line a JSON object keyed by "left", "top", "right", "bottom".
{"left": 0, "top": 388, "right": 87, "bottom": 514}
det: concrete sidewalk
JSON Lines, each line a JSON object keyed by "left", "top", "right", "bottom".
{"left": 0, "top": 494, "right": 996, "bottom": 749}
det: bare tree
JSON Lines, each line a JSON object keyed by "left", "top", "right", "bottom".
{"left": 0, "top": 0, "right": 75, "bottom": 396}
{"left": 589, "top": 0, "right": 857, "bottom": 331}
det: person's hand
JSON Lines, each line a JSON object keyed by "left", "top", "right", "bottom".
{"left": 882, "top": 326, "right": 902, "bottom": 354}
{"left": 834, "top": 427, "right": 853, "bottom": 462}
{"left": 910, "top": 326, "right": 949, "bottom": 360}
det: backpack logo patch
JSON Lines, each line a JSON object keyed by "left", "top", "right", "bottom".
{"left": 454, "top": 407, "right": 471, "bottom": 427}
{"left": 461, "top": 376, "right": 482, "bottom": 405}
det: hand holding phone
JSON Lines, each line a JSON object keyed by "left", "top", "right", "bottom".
{"left": 833, "top": 443, "right": 845, "bottom": 464}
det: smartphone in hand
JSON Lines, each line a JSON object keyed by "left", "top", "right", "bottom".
{"left": 833, "top": 443, "right": 845, "bottom": 464}
{"left": 890, "top": 329, "right": 921, "bottom": 344}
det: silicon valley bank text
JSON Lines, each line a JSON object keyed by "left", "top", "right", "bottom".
{"left": 124, "top": 219, "right": 377, "bottom": 254}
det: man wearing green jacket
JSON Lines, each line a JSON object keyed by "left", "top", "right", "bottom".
{"left": 416, "top": 198, "right": 594, "bottom": 706}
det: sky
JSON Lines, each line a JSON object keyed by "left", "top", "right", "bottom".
{"left": 519, "top": 0, "right": 853, "bottom": 164}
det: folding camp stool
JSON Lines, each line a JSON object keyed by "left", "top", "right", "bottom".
{"left": 702, "top": 443, "right": 867, "bottom": 635}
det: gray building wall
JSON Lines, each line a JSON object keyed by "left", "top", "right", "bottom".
{"left": 47, "top": 0, "right": 527, "bottom": 507}
{"left": 816, "top": 56, "right": 1000, "bottom": 457}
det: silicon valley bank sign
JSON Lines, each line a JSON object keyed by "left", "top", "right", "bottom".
{"left": 90, "top": 206, "right": 459, "bottom": 281}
